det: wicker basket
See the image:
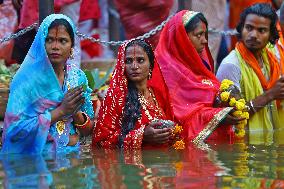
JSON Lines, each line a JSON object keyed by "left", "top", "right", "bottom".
{"left": 0, "top": 86, "right": 9, "bottom": 120}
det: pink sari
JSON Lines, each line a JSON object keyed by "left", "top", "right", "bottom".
{"left": 155, "top": 10, "right": 233, "bottom": 144}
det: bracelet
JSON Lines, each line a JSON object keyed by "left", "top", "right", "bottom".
{"left": 245, "top": 104, "right": 251, "bottom": 112}
{"left": 74, "top": 112, "right": 90, "bottom": 128}
{"left": 249, "top": 100, "right": 257, "bottom": 113}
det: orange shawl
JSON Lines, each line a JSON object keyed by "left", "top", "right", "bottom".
{"left": 236, "top": 42, "right": 280, "bottom": 90}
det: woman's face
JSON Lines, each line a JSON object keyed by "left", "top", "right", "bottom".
{"left": 45, "top": 25, "right": 72, "bottom": 66}
{"left": 186, "top": 21, "right": 208, "bottom": 54}
{"left": 125, "top": 44, "right": 151, "bottom": 84}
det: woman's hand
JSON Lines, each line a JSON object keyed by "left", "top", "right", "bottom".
{"left": 220, "top": 114, "right": 245, "bottom": 126}
{"left": 51, "top": 86, "right": 85, "bottom": 124}
{"left": 58, "top": 86, "right": 85, "bottom": 116}
{"left": 73, "top": 111, "right": 94, "bottom": 136}
{"left": 67, "top": 134, "right": 79, "bottom": 146}
{"left": 142, "top": 121, "right": 172, "bottom": 144}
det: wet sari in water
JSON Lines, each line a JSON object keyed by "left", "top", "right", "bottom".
{"left": 155, "top": 11, "right": 233, "bottom": 143}
{"left": 2, "top": 14, "right": 94, "bottom": 154}
{"left": 92, "top": 41, "right": 174, "bottom": 149}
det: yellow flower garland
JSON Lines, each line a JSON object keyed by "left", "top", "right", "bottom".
{"left": 219, "top": 79, "right": 249, "bottom": 139}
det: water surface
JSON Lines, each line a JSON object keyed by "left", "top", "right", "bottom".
{"left": 1, "top": 130, "right": 284, "bottom": 189}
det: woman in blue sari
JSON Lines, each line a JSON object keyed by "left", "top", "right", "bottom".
{"left": 1, "top": 14, "right": 94, "bottom": 154}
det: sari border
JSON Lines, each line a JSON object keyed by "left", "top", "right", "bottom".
{"left": 192, "top": 107, "right": 233, "bottom": 144}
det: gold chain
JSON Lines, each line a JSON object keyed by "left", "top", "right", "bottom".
{"left": 138, "top": 88, "right": 164, "bottom": 121}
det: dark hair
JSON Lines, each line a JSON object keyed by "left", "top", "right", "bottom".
{"left": 236, "top": 3, "right": 279, "bottom": 44}
{"left": 184, "top": 13, "right": 208, "bottom": 33}
{"left": 48, "top": 18, "right": 75, "bottom": 47}
{"left": 125, "top": 40, "right": 155, "bottom": 70}
{"left": 119, "top": 39, "right": 154, "bottom": 148}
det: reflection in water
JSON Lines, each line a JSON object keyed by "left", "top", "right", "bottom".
{"left": 0, "top": 154, "right": 52, "bottom": 188}
{"left": 216, "top": 130, "right": 284, "bottom": 188}
{"left": 92, "top": 148, "right": 181, "bottom": 188}
{"left": 92, "top": 145, "right": 229, "bottom": 189}
{"left": 1, "top": 133, "right": 284, "bottom": 188}
{"left": 0, "top": 150, "right": 100, "bottom": 189}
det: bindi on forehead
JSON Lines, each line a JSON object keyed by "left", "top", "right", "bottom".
{"left": 49, "top": 25, "right": 69, "bottom": 38}
{"left": 126, "top": 46, "right": 145, "bottom": 56}
{"left": 55, "top": 26, "right": 59, "bottom": 38}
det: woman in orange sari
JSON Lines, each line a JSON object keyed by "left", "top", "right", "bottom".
{"left": 92, "top": 39, "right": 175, "bottom": 149}
{"left": 155, "top": 11, "right": 242, "bottom": 144}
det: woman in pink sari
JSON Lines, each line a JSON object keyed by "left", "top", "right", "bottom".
{"left": 155, "top": 11, "right": 242, "bottom": 144}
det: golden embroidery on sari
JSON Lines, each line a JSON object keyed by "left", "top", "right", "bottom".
{"left": 201, "top": 79, "right": 213, "bottom": 86}
{"left": 182, "top": 11, "right": 199, "bottom": 26}
{"left": 192, "top": 107, "right": 233, "bottom": 144}
{"left": 56, "top": 121, "right": 66, "bottom": 135}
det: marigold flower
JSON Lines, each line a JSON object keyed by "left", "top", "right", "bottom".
{"left": 220, "top": 91, "right": 230, "bottom": 102}
{"left": 220, "top": 83, "right": 230, "bottom": 91}
{"left": 241, "top": 112, "right": 249, "bottom": 120}
{"left": 233, "top": 110, "right": 243, "bottom": 117}
{"left": 220, "top": 79, "right": 234, "bottom": 91}
{"left": 173, "top": 125, "right": 183, "bottom": 135}
{"left": 224, "top": 79, "right": 234, "bottom": 85}
{"left": 229, "top": 97, "right": 237, "bottom": 106}
{"left": 173, "top": 139, "right": 185, "bottom": 150}
{"left": 238, "top": 98, "right": 246, "bottom": 104}
{"left": 236, "top": 124, "right": 245, "bottom": 130}
{"left": 235, "top": 129, "right": 246, "bottom": 139}
{"left": 238, "top": 119, "right": 248, "bottom": 126}
{"left": 235, "top": 101, "right": 245, "bottom": 111}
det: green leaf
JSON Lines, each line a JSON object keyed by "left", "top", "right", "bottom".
{"left": 81, "top": 84, "right": 87, "bottom": 91}
{"left": 84, "top": 70, "right": 95, "bottom": 90}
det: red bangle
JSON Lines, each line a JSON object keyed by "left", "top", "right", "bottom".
{"left": 74, "top": 112, "right": 90, "bottom": 129}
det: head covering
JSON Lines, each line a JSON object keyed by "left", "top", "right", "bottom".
{"left": 2, "top": 14, "right": 87, "bottom": 154}
{"left": 182, "top": 11, "right": 199, "bottom": 26}
{"left": 93, "top": 40, "right": 173, "bottom": 149}
{"left": 155, "top": 10, "right": 233, "bottom": 142}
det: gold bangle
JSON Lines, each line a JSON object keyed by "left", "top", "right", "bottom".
{"left": 74, "top": 112, "right": 89, "bottom": 128}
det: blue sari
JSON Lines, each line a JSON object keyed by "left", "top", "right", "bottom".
{"left": 1, "top": 14, "right": 94, "bottom": 154}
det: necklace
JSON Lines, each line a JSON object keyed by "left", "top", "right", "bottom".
{"left": 138, "top": 88, "right": 164, "bottom": 121}
{"left": 258, "top": 55, "right": 264, "bottom": 68}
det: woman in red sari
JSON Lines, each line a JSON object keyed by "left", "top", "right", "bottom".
{"left": 155, "top": 11, "right": 242, "bottom": 144}
{"left": 92, "top": 39, "right": 174, "bottom": 149}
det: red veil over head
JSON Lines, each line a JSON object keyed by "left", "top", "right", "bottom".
{"left": 92, "top": 40, "right": 173, "bottom": 149}
{"left": 155, "top": 10, "right": 233, "bottom": 143}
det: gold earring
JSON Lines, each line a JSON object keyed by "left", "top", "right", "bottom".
{"left": 70, "top": 48, "right": 74, "bottom": 59}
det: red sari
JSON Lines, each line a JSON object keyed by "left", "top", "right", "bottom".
{"left": 155, "top": 10, "right": 233, "bottom": 144}
{"left": 92, "top": 42, "right": 174, "bottom": 149}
